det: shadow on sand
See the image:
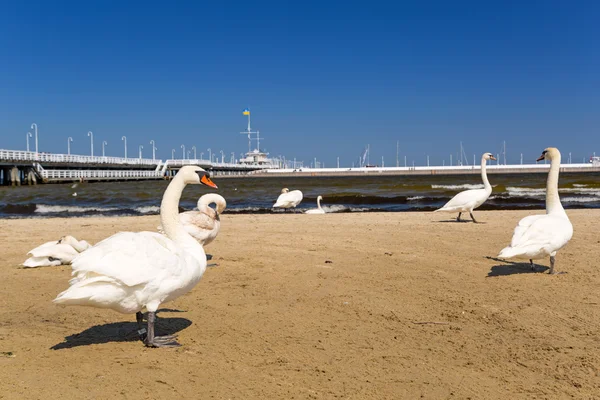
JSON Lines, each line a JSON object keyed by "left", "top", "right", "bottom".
{"left": 485, "top": 256, "right": 549, "bottom": 277}
{"left": 51, "top": 313, "right": 191, "bottom": 350}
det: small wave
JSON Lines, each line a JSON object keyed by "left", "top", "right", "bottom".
{"left": 573, "top": 184, "right": 588, "bottom": 188}
{"left": 35, "top": 204, "right": 122, "bottom": 214}
{"left": 320, "top": 205, "right": 349, "bottom": 213}
{"left": 133, "top": 206, "right": 160, "bottom": 214}
{"left": 407, "top": 196, "right": 424, "bottom": 201}
{"left": 431, "top": 184, "right": 484, "bottom": 190}
{"left": 507, "top": 187, "right": 600, "bottom": 196}
{"left": 562, "top": 197, "right": 600, "bottom": 203}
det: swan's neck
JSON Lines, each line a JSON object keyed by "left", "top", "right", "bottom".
{"left": 317, "top": 197, "right": 322, "bottom": 210}
{"left": 198, "top": 193, "right": 225, "bottom": 214}
{"left": 546, "top": 155, "right": 566, "bottom": 216}
{"left": 161, "top": 177, "right": 205, "bottom": 251}
{"left": 480, "top": 157, "right": 491, "bottom": 192}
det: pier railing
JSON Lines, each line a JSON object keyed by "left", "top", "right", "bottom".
{"left": 40, "top": 169, "right": 164, "bottom": 180}
{"left": 0, "top": 150, "right": 157, "bottom": 166}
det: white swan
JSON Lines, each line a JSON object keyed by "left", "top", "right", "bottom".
{"left": 434, "top": 152, "right": 496, "bottom": 222}
{"left": 498, "top": 148, "right": 573, "bottom": 274}
{"left": 273, "top": 188, "right": 303, "bottom": 209}
{"left": 305, "top": 196, "right": 325, "bottom": 214}
{"left": 54, "top": 166, "right": 218, "bottom": 347}
{"left": 23, "top": 235, "right": 92, "bottom": 268}
{"left": 158, "top": 193, "right": 226, "bottom": 246}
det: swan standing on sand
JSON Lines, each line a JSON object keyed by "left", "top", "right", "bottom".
{"left": 23, "top": 235, "right": 91, "bottom": 267}
{"left": 54, "top": 166, "right": 218, "bottom": 348}
{"left": 498, "top": 148, "right": 573, "bottom": 274}
{"left": 273, "top": 188, "right": 303, "bottom": 210}
{"left": 158, "top": 193, "right": 226, "bottom": 246}
{"left": 305, "top": 196, "right": 325, "bottom": 214}
{"left": 434, "top": 152, "right": 496, "bottom": 222}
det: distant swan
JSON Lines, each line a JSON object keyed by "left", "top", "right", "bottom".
{"left": 158, "top": 193, "right": 226, "bottom": 246}
{"left": 498, "top": 148, "right": 573, "bottom": 274}
{"left": 54, "top": 166, "right": 219, "bottom": 348}
{"left": 23, "top": 235, "right": 91, "bottom": 268}
{"left": 434, "top": 152, "right": 496, "bottom": 222}
{"left": 305, "top": 196, "right": 325, "bottom": 214}
{"left": 273, "top": 188, "right": 303, "bottom": 209}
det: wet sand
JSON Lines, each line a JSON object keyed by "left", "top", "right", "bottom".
{"left": 0, "top": 210, "right": 599, "bottom": 399}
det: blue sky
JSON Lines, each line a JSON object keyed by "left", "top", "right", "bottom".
{"left": 1, "top": 1, "right": 598, "bottom": 166}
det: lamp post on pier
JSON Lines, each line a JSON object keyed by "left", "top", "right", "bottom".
{"left": 102, "top": 141, "right": 107, "bottom": 157}
{"left": 207, "top": 148, "right": 212, "bottom": 163}
{"left": 181, "top": 144, "right": 185, "bottom": 159}
{"left": 31, "top": 123, "right": 38, "bottom": 154}
{"left": 87, "top": 131, "right": 94, "bottom": 156}
{"left": 220, "top": 150, "right": 225, "bottom": 163}
{"left": 121, "top": 136, "right": 127, "bottom": 158}
{"left": 200, "top": 152, "right": 204, "bottom": 160}
{"left": 139, "top": 145, "right": 143, "bottom": 160}
{"left": 192, "top": 146, "right": 196, "bottom": 159}
{"left": 171, "top": 149, "right": 175, "bottom": 159}
{"left": 150, "top": 140, "right": 156, "bottom": 160}
{"left": 67, "top": 137, "right": 73, "bottom": 155}
{"left": 26, "top": 132, "right": 32, "bottom": 152}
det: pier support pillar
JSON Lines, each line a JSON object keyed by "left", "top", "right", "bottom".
{"left": 10, "top": 167, "right": 21, "bottom": 186}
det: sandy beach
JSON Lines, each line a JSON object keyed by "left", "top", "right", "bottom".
{"left": 1, "top": 210, "right": 599, "bottom": 399}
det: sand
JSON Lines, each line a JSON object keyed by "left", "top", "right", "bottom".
{"left": 0, "top": 210, "right": 599, "bottom": 399}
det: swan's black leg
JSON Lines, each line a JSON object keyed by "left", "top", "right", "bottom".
{"left": 469, "top": 212, "right": 478, "bottom": 223}
{"left": 548, "top": 256, "right": 566, "bottom": 275}
{"left": 529, "top": 259, "right": 535, "bottom": 271}
{"left": 144, "top": 311, "right": 180, "bottom": 348}
{"left": 136, "top": 311, "right": 144, "bottom": 328}
{"left": 456, "top": 212, "right": 462, "bottom": 222}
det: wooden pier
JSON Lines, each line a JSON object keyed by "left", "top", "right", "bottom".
{"left": 0, "top": 150, "right": 273, "bottom": 185}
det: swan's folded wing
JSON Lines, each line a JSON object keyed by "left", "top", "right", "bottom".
{"left": 509, "top": 214, "right": 547, "bottom": 247}
{"left": 29, "top": 243, "right": 78, "bottom": 258}
{"left": 438, "top": 189, "right": 486, "bottom": 210}
{"left": 27, "top": 240, "right": 60, "bottom": 256}
{"left": 180, "top": 211, "right": 215, "bottom": 231}
{"left": 70, "top": 231, "right": 185, "bottom": 287}
{"left": 510, "top": 215, "right": 572, "bottom": 249}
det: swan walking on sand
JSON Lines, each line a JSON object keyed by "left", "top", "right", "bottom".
{"left": 434, "top": 152, "right": 496, "bottom": 222}
{"left": 273, "top": 188, "right": 303, "bottom": 210}
{"left": 498, "top": 148, "right": 573, "bottom": 274}
{"left": 23, "top": 236, "right": 92, "bottom": 267}
{"left": 305, "top": 196, "right": 325, "bottom": 214}
{"left": 158, "top": 193, "right": 226, "bottom": 246}
{"left": 54, "top": 166, "right": 218, "bottom": 348}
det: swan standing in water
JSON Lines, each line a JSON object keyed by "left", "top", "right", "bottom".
{"left": 158, "top": 193, "right": 226, "bottom": 246}
{"left": 54, "top": 166, "right": 218, "bottom": 348}
{"left": 23, "top": 235, "right": 92, "bottom": 267}
{"left": 498, "top": 148, "right": 573, "bottom": 274}
{"left": 305, "top": 196, "right": 325, "bottom": 214}
{"left": 273, "top": 188, "right": 303, "bottom": 210}
{"left": 434, "top": 152, "right": 496, "bottom": 222}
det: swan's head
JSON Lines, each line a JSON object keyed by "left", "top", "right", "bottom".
{"left": 537, "top": 147, "right": 560, "bottom": 162}
{"left": 317, "top": 195, "right": 323, "bottom": 201}
{"left": 482, "top": 153, "right": 496, "bottom": 161}
{"left": 281, "top": 188, "right": 290, "bottom": 194}
{"left": 58, "top": 235, "right": 77, "bottom": 245}
{"left": 178, "top": 166, "right": 218, "bottom": 189}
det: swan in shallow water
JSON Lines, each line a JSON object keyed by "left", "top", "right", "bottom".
{"left": 273, "top": 188, "right": 303, "bottom": 210}
{"left": 498, "top": 148, "right": 573, "bottom": 274}
{"left": 158, "top": 193, "right": 226, "bottom": 246}
{"left": 54, "top": 166, "right": 218, "bottom": 347}
{"left": 23, "top": 236, "right": 92, "bottom": 267}
{"left": 305, "top": 196, "right": 325, "bottom": 214}
{"left": 434, "top": 152, "right": 496, "bottom": 222}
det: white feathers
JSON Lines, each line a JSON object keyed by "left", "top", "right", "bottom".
{"left": 273, "top": 188, "right": 303, "bottom": 209}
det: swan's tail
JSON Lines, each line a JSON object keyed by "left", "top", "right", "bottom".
{"left": 498, "top": 246, "right": 519, "bottom": 259}
{"left": 53, "top": 276, "right": 124, "bottom": 307}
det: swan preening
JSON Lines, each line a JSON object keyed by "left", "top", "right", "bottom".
{"left": 23, "top": 236, "right": 91, "bottom": 267}
{"left": 158, "top": 193, "right": 226, "bottom": 246}
{"left": 498, "top": 148, "right": 573, "bottom": 274}
{"left": 273, "top": 188, "right": 303, "bottom": 209}
{"left": 305, "top": 196, "right": 325, "bottom": 214}
{"left": 54, "top": 166, "right": 218, "bottom": 347}
{"left": 434, "top": 152, "right": 496, "bottom": 222}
